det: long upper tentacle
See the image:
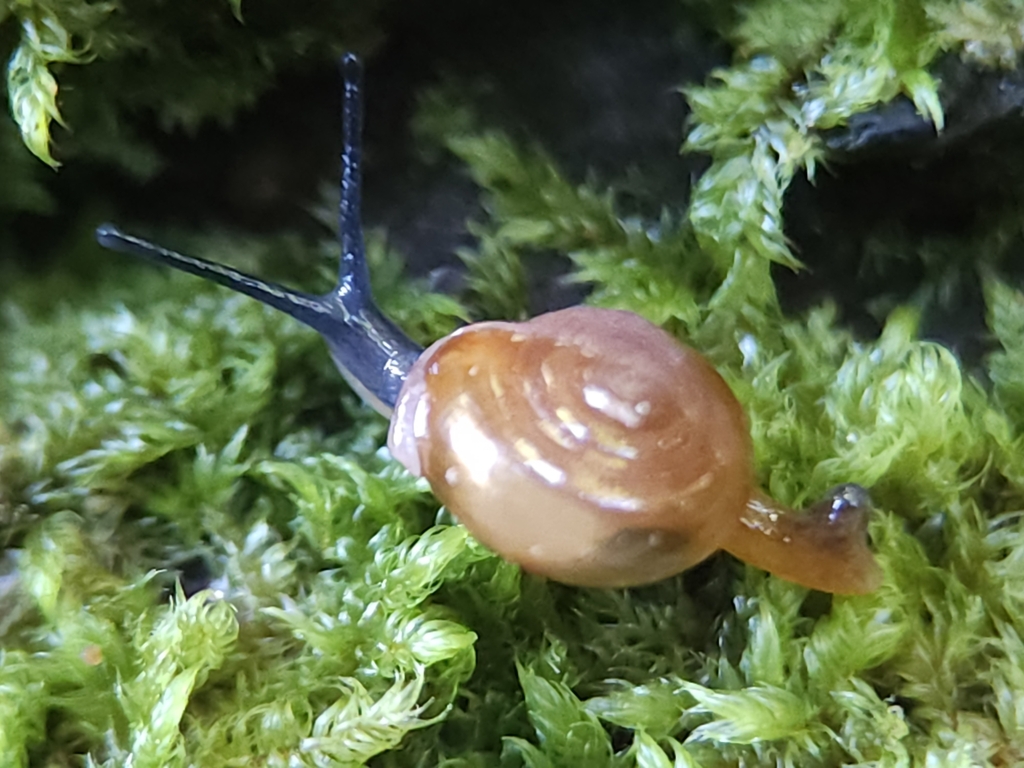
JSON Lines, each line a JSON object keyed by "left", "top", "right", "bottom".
{"left": 94, "top": 54, "right": 423, "bottom": 416}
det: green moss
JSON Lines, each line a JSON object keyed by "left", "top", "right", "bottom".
{"left": 6, "top": 0, "right": 1024, "bottom": 766}
{"left": 0, "top": 0, "right": 385, "bottom": 193}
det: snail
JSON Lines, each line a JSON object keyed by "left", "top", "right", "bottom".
{"left": 95, "top": 54, "right": 882, "bottom": 594}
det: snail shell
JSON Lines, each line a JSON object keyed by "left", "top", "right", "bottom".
{"left": 388, "top": 306, "right": 753, "bottom": 587}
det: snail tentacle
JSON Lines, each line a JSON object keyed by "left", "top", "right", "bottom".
{"left": 94, "top": 55, "right": 421, "bottom": 416}
{"left": 94, "top": 224, "right": 330, "bottom": 328}
{"left": 338, "top": 52, "right": 369, "bottom": 293}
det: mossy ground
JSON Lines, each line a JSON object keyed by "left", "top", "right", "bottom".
{"left": 4, "top": 1, "right": 1024, "bottom": 766}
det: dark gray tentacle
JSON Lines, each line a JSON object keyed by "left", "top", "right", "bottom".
{"left": 94, "top": 54, "right": 423, "bottom": 416}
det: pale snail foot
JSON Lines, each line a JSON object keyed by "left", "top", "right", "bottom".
{"left": 721, "top": 483, "right": 883, "bottom": 595}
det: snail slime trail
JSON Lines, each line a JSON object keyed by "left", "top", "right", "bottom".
{"left": 94, "top": 54, "right": 882, "bottom": 594}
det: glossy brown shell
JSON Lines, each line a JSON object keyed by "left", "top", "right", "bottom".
{"left": 388, "top": 306, "right": 754, "bottom": 587}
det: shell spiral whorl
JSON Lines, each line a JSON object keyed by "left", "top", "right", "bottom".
{"left": 388, "top": 306, "right": 754, "bottom": 587}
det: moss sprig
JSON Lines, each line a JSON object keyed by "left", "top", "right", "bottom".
{"left": 5, "top": 0, "right": 111, "bottom": 166}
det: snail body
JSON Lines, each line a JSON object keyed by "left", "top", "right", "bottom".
{"left": 95, "top": 55, "right": 882, "bottom": 594}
